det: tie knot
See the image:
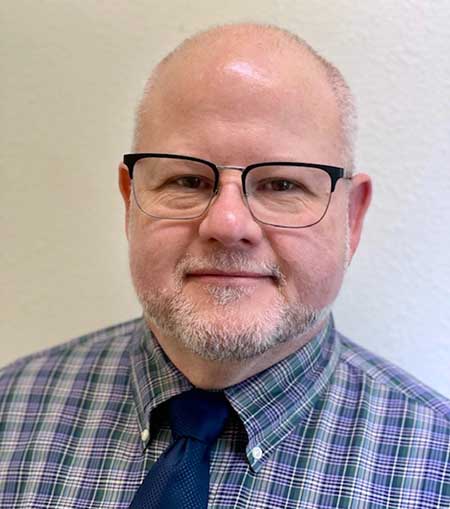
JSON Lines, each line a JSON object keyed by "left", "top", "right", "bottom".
{"left": 168, "top": 389, "right": 230, "bottom": 445}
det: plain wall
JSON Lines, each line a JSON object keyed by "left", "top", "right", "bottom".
{"left": 1, "top": 1, "right": 449, "bottom": 396}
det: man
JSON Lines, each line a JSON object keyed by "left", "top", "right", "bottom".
{"left": 1, "top": 23, "right": 449, "bottom": 509}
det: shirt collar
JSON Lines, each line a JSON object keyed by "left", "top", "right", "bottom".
{"left": 128, "top": 315, "right": 340, "bottom": 471}
{"left": 224, "top": 316, "right": 340, "bottom": 472}
{"left": 128, "top": 319, "right": 193, "bottom": 448}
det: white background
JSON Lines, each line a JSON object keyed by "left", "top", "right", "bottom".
{"left": 1, "top": 1, "right": 449, "bottom": 396}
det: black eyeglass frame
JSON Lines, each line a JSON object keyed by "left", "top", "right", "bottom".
{"left": 122, "top": 153, "right": 351, "bottom": 228}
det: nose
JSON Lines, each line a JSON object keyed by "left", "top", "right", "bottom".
{"left": 198, "top": 173, "right": 263, "bottom": 247}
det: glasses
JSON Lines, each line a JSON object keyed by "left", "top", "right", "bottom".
{"left": 122, "top": 153, "right": 351, "bottom": 228}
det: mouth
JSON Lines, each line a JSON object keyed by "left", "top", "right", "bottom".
{"left": 186, "top": 271, "right": 275, "bottom": 284}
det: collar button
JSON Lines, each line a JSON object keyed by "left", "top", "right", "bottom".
{"left": 141, "top": 428, "right": 150, "bottom": 443}
{"left": 251, "top": 446, "right": 263, "bottom": 460}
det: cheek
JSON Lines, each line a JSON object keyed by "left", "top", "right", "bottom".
{"left": 270, "top": 225, "right": 346, "bottom": 308}
{"left": 128, "top": 234, "right": 163, "bottom": 294}
{"left": 127, "top": 213, "right": 193, "bottom": 292}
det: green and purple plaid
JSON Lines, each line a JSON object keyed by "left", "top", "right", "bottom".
{"left": 0, "top": 317, "right": 449, "bottom": 508}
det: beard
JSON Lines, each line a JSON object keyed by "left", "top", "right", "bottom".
{"left": 132, "top": 250, "right": 334, "bottom": 362}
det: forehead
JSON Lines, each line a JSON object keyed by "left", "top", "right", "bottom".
{"left": 136, "top": 32, "right": 343, "bottom": 163}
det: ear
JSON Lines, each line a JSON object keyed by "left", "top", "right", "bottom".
{"left": 347, "top": 173, "right": 372, "bottom": 259}
{"left": 118, "top": 162, "right": 132, "bottom": 239}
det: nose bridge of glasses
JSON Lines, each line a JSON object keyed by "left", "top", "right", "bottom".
{"left": 214, "top": 165, "right": 247, "bottom": 196}
{"left": 216, "top": 164, "right": 246, "bottom": 172}
{"left": 208, "top": 165, "right": 249, "bottom": 215}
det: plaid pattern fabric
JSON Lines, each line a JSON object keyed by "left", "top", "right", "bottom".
{"left": 0, "top": 317, "right": 449, "bottom": 508}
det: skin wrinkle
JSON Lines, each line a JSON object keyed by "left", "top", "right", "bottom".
{"left": 120, "top": 23, "right": 372, "bottom": 388}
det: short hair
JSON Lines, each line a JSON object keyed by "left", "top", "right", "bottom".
{"left": 132, "top": 23, "right": 357, "bottom": 170}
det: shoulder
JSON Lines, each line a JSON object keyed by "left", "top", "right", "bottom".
{"left": 335, "top": 330, "right": 450, "bottom": 423}
{"left": 0, "top": 317, "right": 142, "bottom": 399}
{"left": 0, "top": 318, "right": 145, "bottom": 504}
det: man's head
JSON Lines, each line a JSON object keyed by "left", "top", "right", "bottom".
{"left": 119, "top": 24, "right": 371, "bottom": 376}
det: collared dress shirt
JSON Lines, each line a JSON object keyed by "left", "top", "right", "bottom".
{"left": 0, "top": 317, "right": 449, "bottom": 508}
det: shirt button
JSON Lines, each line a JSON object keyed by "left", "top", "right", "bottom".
{"left": 141, "top": 429, "right": 150, "bottom": 443}
{"left": 251, "top": 446, "right": 263, "bottom": 460}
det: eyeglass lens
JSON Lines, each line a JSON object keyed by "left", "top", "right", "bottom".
{"left": 131, "top": 156, "right": 332, "bottom": 227}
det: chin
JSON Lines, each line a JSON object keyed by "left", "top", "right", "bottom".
{"left": 139, "top": 283, "right": 331, "bottom": 362}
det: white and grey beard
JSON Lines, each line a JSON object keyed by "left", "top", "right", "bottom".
{"left": 133, "top": 251, "right": 332, "bottom": 361}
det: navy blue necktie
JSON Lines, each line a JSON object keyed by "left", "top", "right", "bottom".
{"left": 129, "top": 389, "right": 230, "bottom": 509}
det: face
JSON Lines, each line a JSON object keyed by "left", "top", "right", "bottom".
{"left": 120, "top": 40, "right": 370, "bottom": 362}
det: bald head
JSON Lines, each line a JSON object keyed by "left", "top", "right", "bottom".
{"left": 133, "top": 23, "right": 356, "bottom": 169}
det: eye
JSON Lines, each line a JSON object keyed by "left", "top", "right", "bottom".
{"left": 176, "top": 176, "right": 201, "bottom": 188}
{"left": 172, "top": 175, "right": 212, "bottom": 190}
{"left": 260, "top": 179, "right": 297, "bottom": 192}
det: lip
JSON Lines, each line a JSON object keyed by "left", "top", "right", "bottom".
{"left": 185, "top": 272, "right": 276, "bottom": 288}
{"left": 186, "top": 270, "right": 272, "bottom": 279}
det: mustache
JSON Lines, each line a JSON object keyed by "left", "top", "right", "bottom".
{"left": 175, "top": 252, "right": 285, "bottom": 284}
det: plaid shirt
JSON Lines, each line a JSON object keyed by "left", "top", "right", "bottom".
{"left": 1, "top": 317, "right": 449, "bottom": 508}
